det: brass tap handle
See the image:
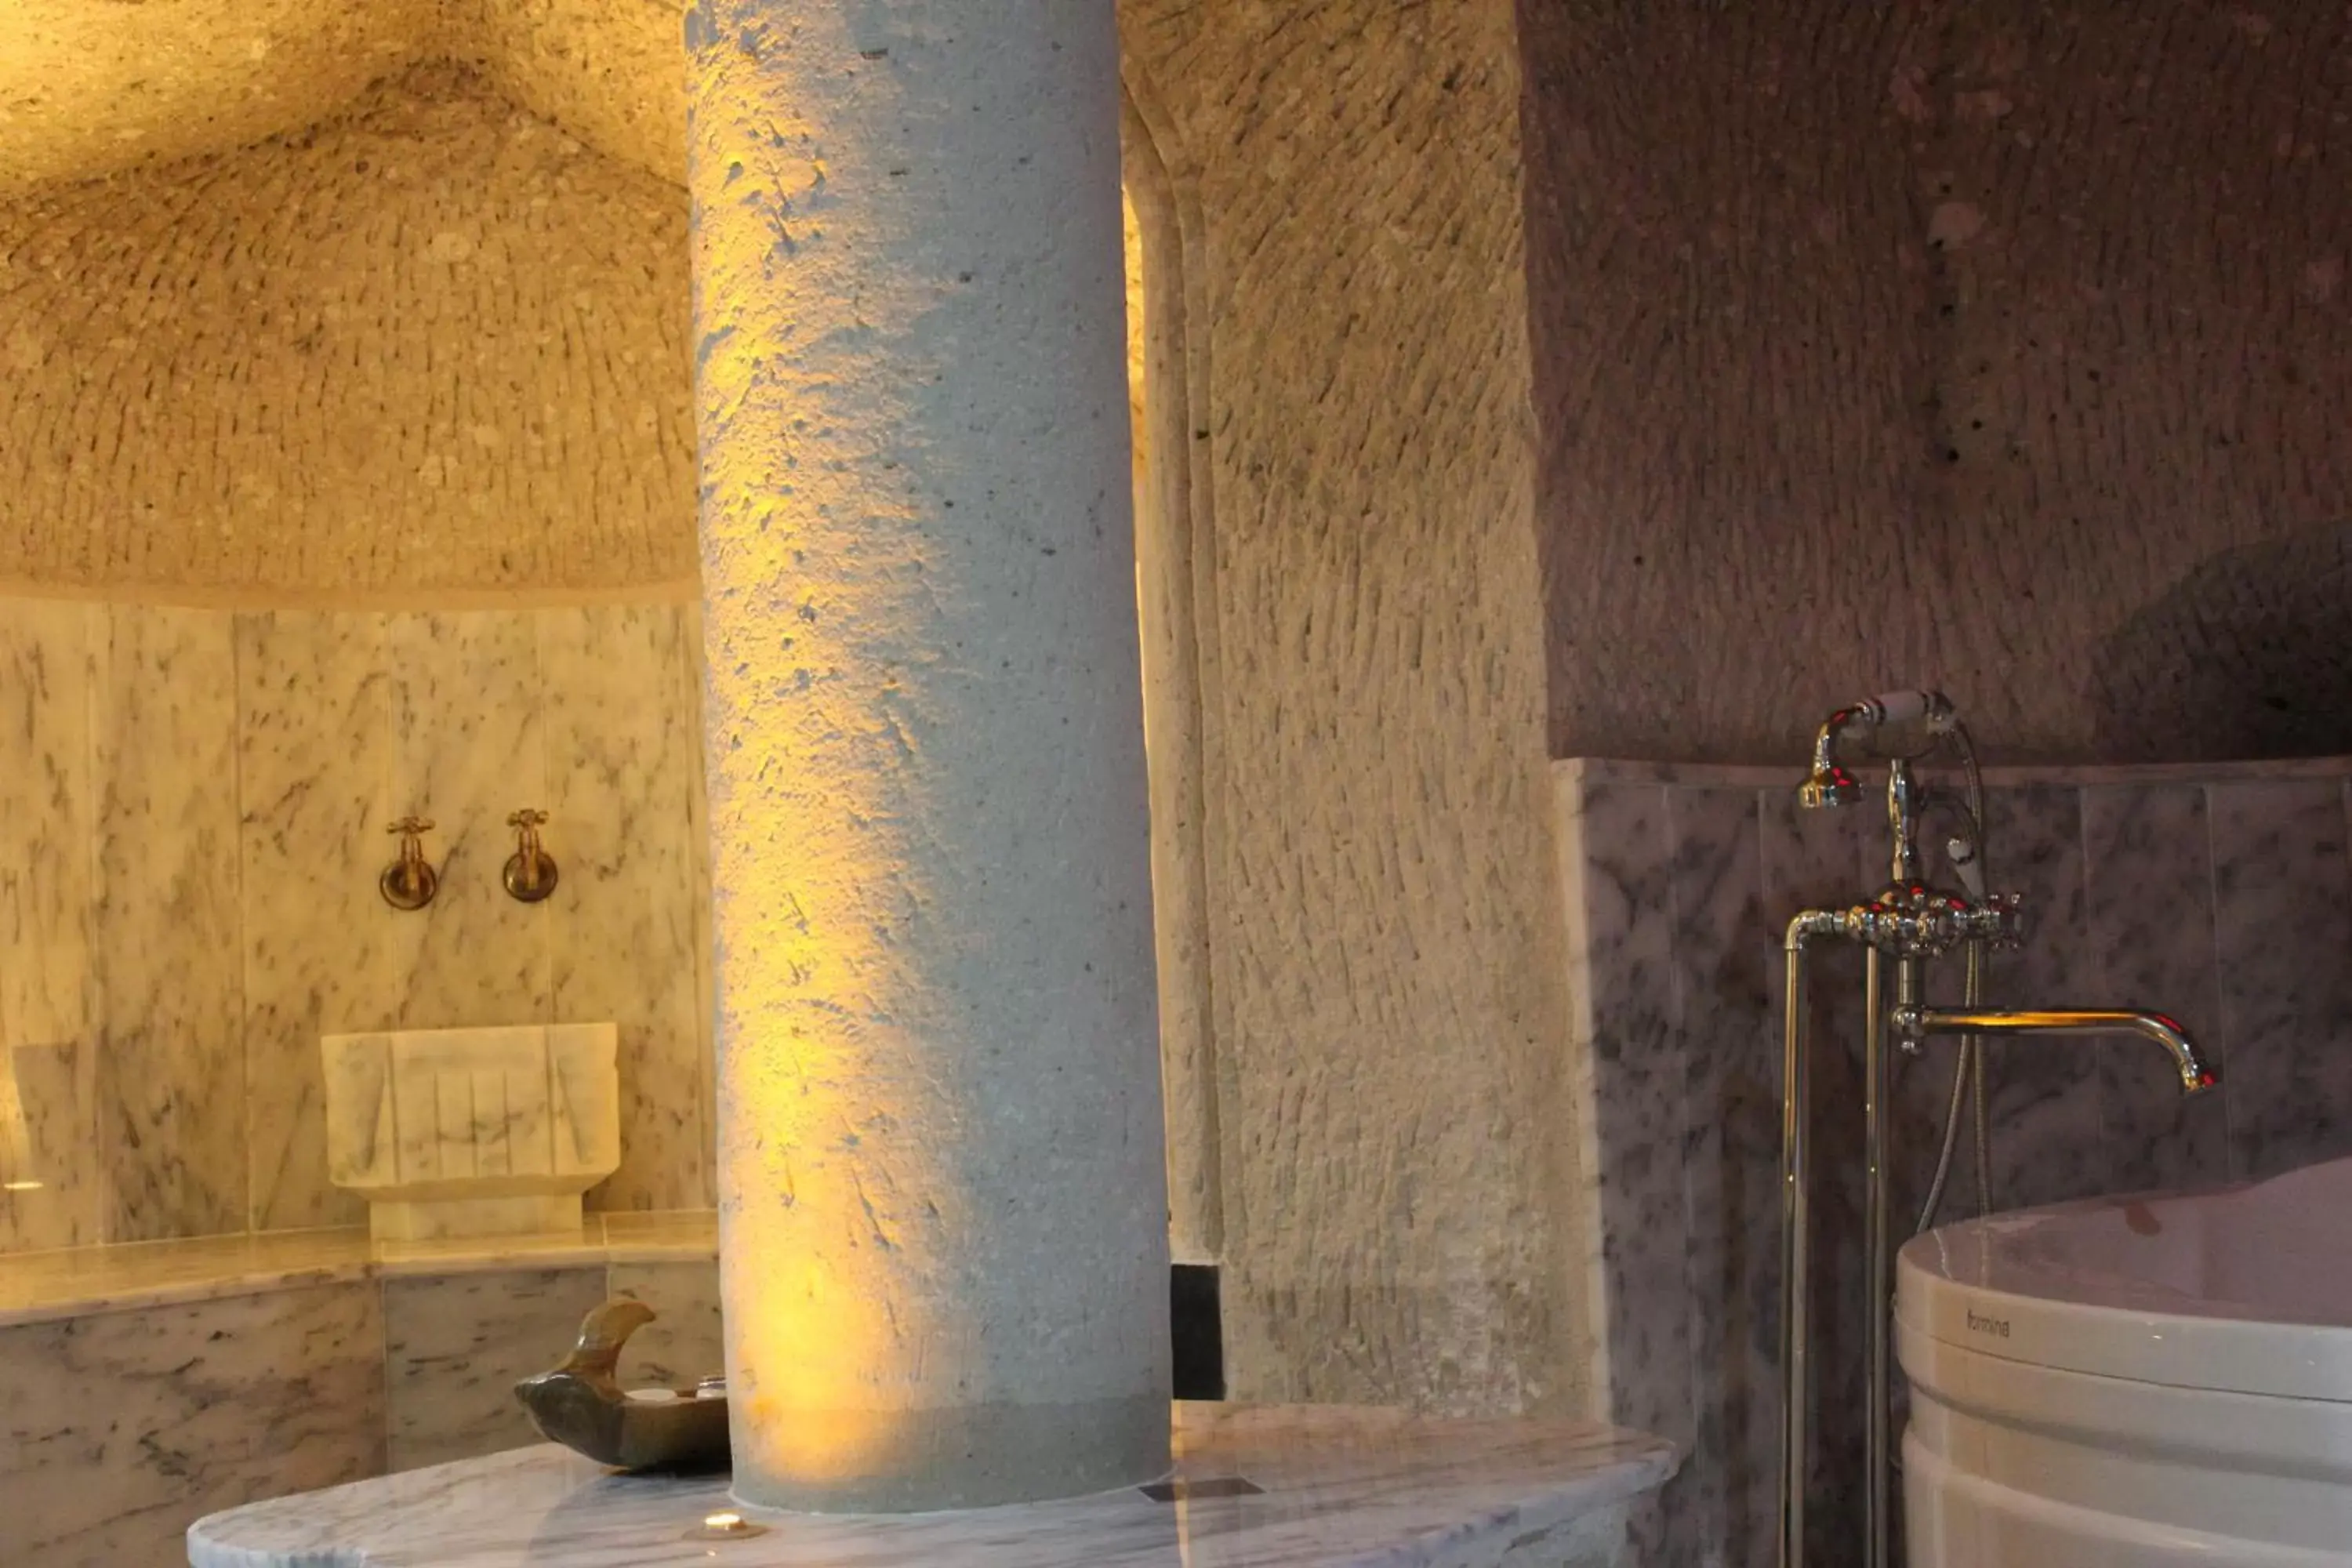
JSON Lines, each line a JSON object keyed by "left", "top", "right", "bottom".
{"left": 380, "top": 817, "right": 440, "bottom": 911}
{"left": 503, "top": 808, "right": 558, "bottom": 904}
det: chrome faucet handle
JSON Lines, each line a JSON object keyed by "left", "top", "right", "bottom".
{"left": 381, "top": 817, "right": 440, "bottom": 912}
{"left": 1967, "top": 890, "right": 2027, "bottom": 951}
{"left": 503, "top": 808, "right": 558, "bottom": 904}
{"left": 1947, "top": 888, "right": 2023, "bottom": 949}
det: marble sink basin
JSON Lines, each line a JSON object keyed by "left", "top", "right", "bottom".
{"left": 322, "top": 1024, "right": 619, "bottom": 1240}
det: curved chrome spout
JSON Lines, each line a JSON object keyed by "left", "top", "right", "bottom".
{"left": 1894, "top": 1006, "right": 2217, "bottom": 1098}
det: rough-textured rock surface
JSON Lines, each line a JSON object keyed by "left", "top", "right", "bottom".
{"left": 691, "top": 1, "right": 1171, "bottom": 1509}
{"left": 0, "top": 65, "right": 695, "bottom": 597}
{"left": 1120, "top": 0, "right": 1591, "bottom": 1417}
{"left": 0, "top": 0, "right": 684, "bottom": 194}
{"left": 0, "top": 0, "right": 1598, "bottom": 1433}
{"left": 1524, "top": 1, "right": 2352, "bottom": 762}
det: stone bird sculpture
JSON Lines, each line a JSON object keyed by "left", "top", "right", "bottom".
{"left": 514, "top": 1297, "right": 730, "bottom": 1472}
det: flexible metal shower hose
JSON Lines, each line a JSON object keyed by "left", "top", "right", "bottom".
{"left": 1916, "top": 725, "right": 1994, "bottom": 1232}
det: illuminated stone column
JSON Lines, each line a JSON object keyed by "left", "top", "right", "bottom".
{"left": 686, "top": 0, "right": 1171, "bottom": 1514}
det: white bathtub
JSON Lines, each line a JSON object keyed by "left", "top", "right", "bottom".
{"left": 1898, "top": 1156, "right": 2352, "bottom": 1566}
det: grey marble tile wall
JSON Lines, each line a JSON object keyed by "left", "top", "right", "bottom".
{"left": 1557, "top": 777, "right": 1686, "bottom": 1565}
{"left": 0, "top": 601, "right": 99, "bottom": 1254}
{"left": 609, "top": 1258, "right": 728, "bottom": 1388}
{"left": 385, "top": 1267, "right": 610, "bottom": 1472}
{"left": 0, "top": 594, "right": 716, "bottom": 1254}
{"left": 0, "top": 1258, "right": 721, "bottom": 1568}
{"left": 544, "top": 607, "right": 713, "bottom": 1213}
{"left": 1557, "top": 757, "right": 2352, "bottom": 1568}
{"left": 0, "top": 1282, "right": 387, "bottom": 1568}
{"left": 93, "top": 604, "right": 246, "bottom": 1243}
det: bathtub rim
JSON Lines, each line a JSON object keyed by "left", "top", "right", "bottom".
{"left": 1896, "top": 1172, "right": 2352, "bottom": 1403}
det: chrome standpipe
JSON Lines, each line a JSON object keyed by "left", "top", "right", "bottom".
{"left": 1777, "top": 909, "right": 1843, "bottom": 1568}
{"left": 1864, "top": 946, "right": 1890, "bottom": 1568}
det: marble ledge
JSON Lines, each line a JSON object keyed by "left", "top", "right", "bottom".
{"left": 191, "top": 1403, "right": 1679, "bottom": 1568}
{"left": 1557, "top": 753, "right": 2352, "bottom": 791}
{"left": 0, "top": 1210, "right": 716, "bottom": 1328}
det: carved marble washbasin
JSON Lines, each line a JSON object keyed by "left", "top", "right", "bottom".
{"left": 322, "top": 1023, "right": 619, "bottom": 1240}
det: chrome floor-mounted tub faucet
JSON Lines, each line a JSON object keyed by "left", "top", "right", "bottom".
{"left": 1774, "top": 691, "right": 2216, "bottom": 1568}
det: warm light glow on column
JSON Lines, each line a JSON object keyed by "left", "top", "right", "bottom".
{"left": 687, "top": 0, "right": 1171, "bottom": 1513}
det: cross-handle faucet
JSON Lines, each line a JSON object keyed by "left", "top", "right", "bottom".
{"left": 380, "top": 816, "right": 440, "bottom": 911}
{"left": 1893, "top": 1005, "right": 2218, "bottom": 1097}
{"left": 503, "top": 808, "right": 559, "bottom": 903}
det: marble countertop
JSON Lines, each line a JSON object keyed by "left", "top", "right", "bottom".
{"left": 190, "top": 1402, "right": 1678, "bottom": 1568}
{"left": 0, "top": 1210, "right": 717, "bottom": 1327}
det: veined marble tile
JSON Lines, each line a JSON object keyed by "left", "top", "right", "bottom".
{"left": 383, "top": 1265, "right": 608, "bottom": 1472}
{"left": 237, "top": 611, "right": 394, "bottom": 1232}
{"left": 387, "top": 612, "right": 551, "bottom": 1034}
{"left": 0, "top": 1041, "right": 98, "bottom": 1254}
{"left": 191, "top": 1403, "right": 1678, "bottom": 1568}
{"left": 608, "top": 1259, "right": 724, "bottom": 1389}
{"left": 2082, "top": 786, "right": 2230, "bottom": 1192}
{"left": 539, "top": 605, "right": 709, "bottom": 1211}
{"left": 2212, "top": 781, "right": 2352, "bottom": 1180}
{"left": 1558, "top": 777, "right": 1687, "bottom": 1465}
{"left": 0, "top": 1281, "right": 384, "bottom": 1568}
{"left": 89, "top": 602, "right": 247, "bottom": 1242}
{"left": 1664, "top": 785, "right": 1772, "bottom": 1568}
{"left": 1973, "top": 787, "right": 2106, "bottom": 1210}
{"left": 684, "top": 601, "right": 718, "bottom": 1210}
{"left": 0, "top": 599, "right": 98, "bottom": 1251}
{"left": 0, "top": 601, "right": 94, "bottom": 1054}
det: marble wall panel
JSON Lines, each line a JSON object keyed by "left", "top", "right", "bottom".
{"left": 1560, "top": 782, "right": 1685, "bottom": 1431}
{"left": 0, "top": 599, "right": 97, "bottom": 1250}
{"left": 1664, "top": 786, "right": 1773, "bottom": 1568}
{"left": 237, "top": 612, "right": 394, "bottom": 1231}
{"left": 383, "top": 1266, "right": 608, "bottom": 1472}
{"left": 0, "top": 1042, "right": 97, "bottom": 1254}
{"left": 386, "top": 612, "right": 552, "bottom": 1036}
{"left": 90, "top": 603, "right": 247, "bottom": 1243}
{"left": 1558, "top": 777, "right": 1687, "bottom": 1566}
{"left": 2082, "top": 786, "right": 2230, "bottom": 1192}
{"left": 1974, "top": 787, "right": 2105, "bottom": 1210}
{"left": 684, "top": 602, "right": 719, "bottom": 1214}
{"left": 608, "top": 1260, "right": 725, "bottom": 1388}
{"left": 2211, "top": 780, "right": 2352, "bottom": 1179}
{"left": 0, "top": 592, "right": 713, "bottom": 1255}
{"left": 542, "top": 605, "right": 710, "bottom": 1211}
{"left": 0, "top": 1283, "right": 385, "bottom": 1568}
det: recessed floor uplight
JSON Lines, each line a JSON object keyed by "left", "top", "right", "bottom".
{"left": 682, "top": 1511, "right": 768, "bottom": 1543}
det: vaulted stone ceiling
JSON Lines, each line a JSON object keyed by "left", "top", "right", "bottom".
{"left": 0, "top": 0, "right": 687, "bottom": 193}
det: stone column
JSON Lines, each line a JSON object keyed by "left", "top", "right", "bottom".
{"left": 685, "top": 0, "right": 1171, "bottom": 1515}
